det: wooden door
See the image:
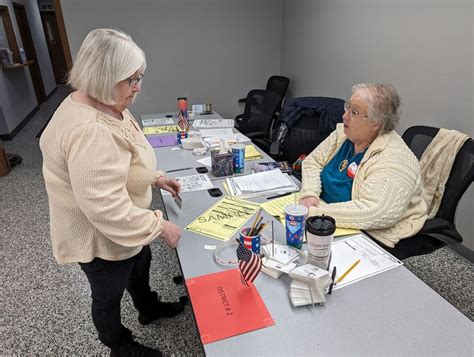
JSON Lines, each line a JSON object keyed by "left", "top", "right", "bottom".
{"left": 13, "top": 3, "right": 46, "bottom": 103}
{"left": 41, "top": 12, "right": 67, "bottom": 84}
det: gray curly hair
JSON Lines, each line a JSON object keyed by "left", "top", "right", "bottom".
{"left": 352, "top": 83, "right": 401, "bottom": 134}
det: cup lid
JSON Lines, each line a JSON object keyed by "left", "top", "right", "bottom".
{"left": 285, "top": 204, "right": 308, "bottom": 216}
{"left": 306, "top": 215, "right": 336, "bottom": 235}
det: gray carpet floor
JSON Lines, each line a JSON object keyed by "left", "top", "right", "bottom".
{"left": 1, "top": 86, "right": 472, "bottom": 355}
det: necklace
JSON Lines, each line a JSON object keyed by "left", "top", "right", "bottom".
{"left": 338, "top": 145, "right": 354, "bottom": 172}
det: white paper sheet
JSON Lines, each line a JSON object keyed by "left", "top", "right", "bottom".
{"left": 329, "top": 234, "right": 402, "bottom": 290}
{"left": 141, "top": 118, "right": 175, "bottom": 126}
{"left": 225, "top": 171, "right": 299, "bottom": 198}
{"left": 197, "top": 156, "right": 212, "bottom": 167}
{"left": 199, "top": 128, "right": 234, "bottom": 137}
{"left": 161, "top": 174, "right": 213, "bottom": 195}
{"left": 193, "top": 119, "right": 234, "bottom": 128}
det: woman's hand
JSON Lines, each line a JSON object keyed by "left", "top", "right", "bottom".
{"left": 300, "top": 196, "right": 320, "bottom": 209}
{"left": 160, "top": 220, "right": 182, "bottom": 248}
{"left": 155, "top": 176, "right": 181, "bottom": 197}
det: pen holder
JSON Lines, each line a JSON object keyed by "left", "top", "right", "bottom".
{"left": 211, "top": 149, "right": 233, "bottom": 177}
{"left": 240, "top": 226, "right": 261, "bottom": 254}
{"left": 177, "top": 131, "right": 188, "bottom": 144}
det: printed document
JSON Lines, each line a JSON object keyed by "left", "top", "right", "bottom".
{"left": 329, "top": 234, "right": 402, "bottom": 290}
{"left": 193, "top": 119, "right": 234, "bottom": 128}
{"left": 260, "top": 193, "right": 360, "bottom": 237}
{"left": 199, "top": 128, "right": 234, "bottom": 137}
{"left": 185, "top": 197, "right": 260, "bottom": 241}
{"left": 143, "top": 125, "right": 179, "bottom": 135}
{"left": 141, "top": 118, "right": 175, "bottom": 126}
{"left": 161, "top": 174, "right": 213, "bottom": 195}
{"left": 226, "top": 170, "right": 299, "bottom": 198}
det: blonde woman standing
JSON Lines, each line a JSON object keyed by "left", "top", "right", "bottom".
{"left": 40, "top": 29, "right": 183, "bottom": 356}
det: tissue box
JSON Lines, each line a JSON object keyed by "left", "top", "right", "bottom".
{"left": 211, "top": 149, "right": 233, "bottom": 177}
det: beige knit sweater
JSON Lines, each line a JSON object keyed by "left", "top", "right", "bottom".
{"left": 40, "top": 94, "right": 165, "bottom": 264}
{"left": 301, "top": 123, "right": 427, "bottom": 247}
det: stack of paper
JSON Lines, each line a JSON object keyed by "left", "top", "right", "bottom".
{"left": 203, "top": 133, "right": 251, "bottom": 146}
{"left": 225, "top": 170, "right": 299, "bottom": 198}
{"left": 288, "top": 264, "right": 333, "bottom": 306}
{"left": 260, "top": 244, "right": 300, "bottom": 279}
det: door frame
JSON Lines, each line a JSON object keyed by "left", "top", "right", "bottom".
{"left": 13, "top": 2, "right": 47, "bottom": 103}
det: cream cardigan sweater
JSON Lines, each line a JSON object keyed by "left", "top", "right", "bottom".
{"left": 301, "top": 124, "right": 427, "bottom": 247}
{"left": 40, "top": 95, "right": 165, "bottom": 264}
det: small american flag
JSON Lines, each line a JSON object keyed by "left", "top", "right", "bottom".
{"left": 177, "top": 109, "right": 189, "bottom": 131}
{"left": 236, "top": 242, "right": 262, "bottom": 285}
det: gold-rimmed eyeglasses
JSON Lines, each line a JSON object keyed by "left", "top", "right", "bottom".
{"left": 127, "top": 74, "right": 144, "bottom": 88}
{"left": 344, "top": 101, "right": 368, "bottom": 119}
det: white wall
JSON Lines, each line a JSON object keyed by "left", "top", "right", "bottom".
{"left": 61, "top": 0, "right": 282, "bottom": 119}
{"left": 0, "top": 0, "right": 56, "bottom": 135}
{"left": 281, "top": 0, "right": 474, "bottom": 249}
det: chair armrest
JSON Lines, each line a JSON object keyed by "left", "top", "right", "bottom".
{"left": 269, "top": 141, "right": 281, "bottom": 156}
{"left": 246, "top": 131, "right": 265, "bottom": 139}
{"left": 238, "top": 98, "right": 246, "bottom": 103}
{"left": 418, "top": 218, "right": 450, "bottom": 234}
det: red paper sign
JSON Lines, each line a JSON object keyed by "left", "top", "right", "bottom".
{"left": 185, "top": 268, "right": 274, "bottom": 344}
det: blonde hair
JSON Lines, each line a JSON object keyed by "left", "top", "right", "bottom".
{"left": 352, "top": 83, "right": 401, "bottom": 134}
{"left": 68, "top": 28, "right": 146, "bottom": 105}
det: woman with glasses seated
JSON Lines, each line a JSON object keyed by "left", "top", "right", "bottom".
{"left": 299, "top": 83, "right": 427, "bottom": 259}
{"left": 40, "top": 29, "right": 183, "bottom": 356}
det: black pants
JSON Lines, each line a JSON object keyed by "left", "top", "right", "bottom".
{"left": 79, "top": 245, "right": 157, "bottom": 348}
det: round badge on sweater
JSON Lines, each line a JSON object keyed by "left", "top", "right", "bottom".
{"left": 347, "top": 161, "right": 358, "bottom": 179}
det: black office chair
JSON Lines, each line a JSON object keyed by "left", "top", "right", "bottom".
{"left": 234, "top": 89, "right": 281, "bottom": 137}
{"left": 253, "top": 97, "right": 344, "bottom": 165}
{"left": 238, "top": 75, "right": 289, "bottom": 111}
{"left": 374, "top": 126, "right": 473, "bottom": 260}
{"left": 403, "top": 126, "right": 474, "bottom": 243}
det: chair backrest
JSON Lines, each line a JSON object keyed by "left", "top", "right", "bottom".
{"left": 238, "top": 89, "right": 281, "bottom": 135}
{"left": 274, "top": 96, "right": 344, "bottom": 163}
{"left": 402, "top": 125, "right": 474, "bottom": 223}
{"left": 266, "top": 75, "right": 290, "bottom": 112}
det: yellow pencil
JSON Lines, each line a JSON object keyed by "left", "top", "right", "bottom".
{"left": 335, "top": 259, "right": 361, "bottom": 285}
{"left": 249, "top": 209, "right": 262, "bottom": 236}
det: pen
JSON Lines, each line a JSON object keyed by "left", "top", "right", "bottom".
{"left": 166, "top": 167, "right": 193, "bottom": 173}
{"left": 266, "top": 192, "right": 293, "bottom": 200}
{"left": 328, "top": 266, "right": 337, "bottom": 294}
{"left": 335, "top": 259, "right": 361, "bottom": 285}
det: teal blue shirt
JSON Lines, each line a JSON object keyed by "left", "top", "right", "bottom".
{"left": 320, "top": 140, "right": 366, "bottom": 203}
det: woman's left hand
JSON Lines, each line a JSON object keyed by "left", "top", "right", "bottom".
{"left": 155, "top": 176, "right": 181, "bottom": 197}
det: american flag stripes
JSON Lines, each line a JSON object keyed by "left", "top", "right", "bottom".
{"left": 236, "top": 242, "right": 262, "bottom": 285}
{"left": 177, "top": 109, "right": 189, "bottom": 131}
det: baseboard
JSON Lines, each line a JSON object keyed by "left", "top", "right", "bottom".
{"left": 0, "top": 105, "right": 40, "bottom": 141}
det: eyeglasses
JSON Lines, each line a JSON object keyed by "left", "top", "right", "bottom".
{"left": 344, "top": 101, "right": 368, "bottom": 119}
{"left": 127, "top": 74, "right": 144, "bottom": 88}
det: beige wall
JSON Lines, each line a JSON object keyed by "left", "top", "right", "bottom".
{"left": 61, "top": 0, "right": 282, "bottom": 120}
{"left": 281, "top": 0, "right": 473, "bottom": 249}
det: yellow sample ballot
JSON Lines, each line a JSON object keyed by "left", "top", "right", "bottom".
{"left": 143, "top": 125, "right": 179, "bottom": 135}
{"left": 185, "top": 197, "right": 260, "bottom": 241}
{"left": 261, "top": 193, "right": 361, "bottom": 237}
